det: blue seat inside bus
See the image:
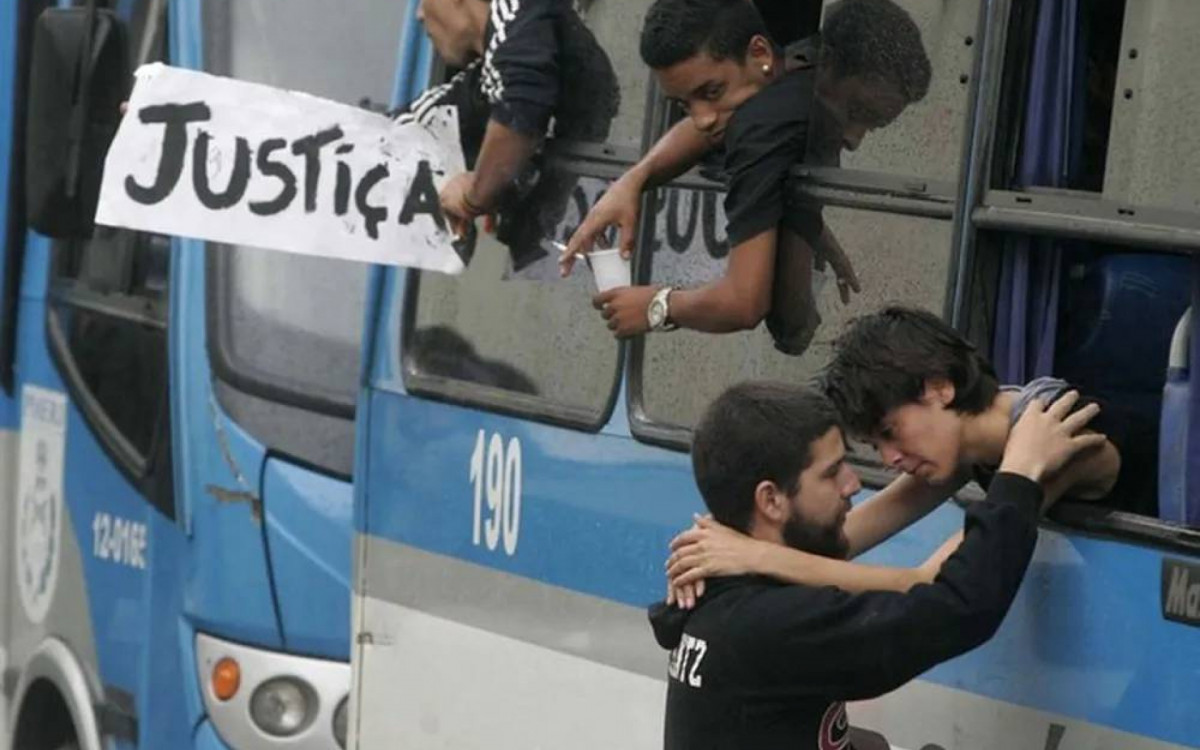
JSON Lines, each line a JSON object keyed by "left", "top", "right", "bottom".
{"left": 1054, "top": 252, "right": 1191, "bottom": 518}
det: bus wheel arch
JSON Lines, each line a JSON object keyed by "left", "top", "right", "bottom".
{"left": 11, "top": 639, "right": 102, "bottom": 750}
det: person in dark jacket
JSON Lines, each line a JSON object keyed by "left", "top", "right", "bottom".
{"left": 650, "top": 381, "right": 1103, "bottom": 749}
{"left": 402, "top": 0, "right": 619, "bottom": 267}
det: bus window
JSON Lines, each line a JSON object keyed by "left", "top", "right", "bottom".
{"left": 634, "top": 185, "right": 955, "bottom": 436}
{"left": 42, "top": 0, "right": 172, "bottom": 512}
{"left": 989, "top": 0, "right": 1200, "bottom": 213}
{"left": 201, "top": 0, "right": 407, "bottom": 477}
{"left": 48, "top": 229, "right": 172, "bottom": 507}
{"left": 993, "top": 0, "right": 1200, "bottom": 212}
{"left": 976, "top": 0, "right": 1198, "bottom": 522}
{"left": 1104, "top": 0, "right": 1200, "bottom": 213}
{"left": 405, "top": 174, "right": 620, "bottom": 426}
{"left": 802, "top": 0, "right": 982, "bottom": 185}
{"left": 571, "top": 0, "right": 655, "bottom": 152}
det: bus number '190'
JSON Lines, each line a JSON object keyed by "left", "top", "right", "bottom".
{"left": 469, "top": 430, "right": 522, "bottom": 556}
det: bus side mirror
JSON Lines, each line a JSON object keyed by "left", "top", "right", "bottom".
{"left": 25, "top": 3, "right": 129, "bottom": 239}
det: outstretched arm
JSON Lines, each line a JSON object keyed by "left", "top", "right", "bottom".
{"left": 562, "top": 120, "right": 713, "bottom": 272}
{"left": 842, "top": 470, "right": 969, "bottom": 558}
{"left": 667, "top": 516, "right": 935, "bottom": 605}
{"left": 440, "top": 120, "right": 541, "bottom": 236}
{"left": 594, "top": 227, "right": 778, "bottom": 337}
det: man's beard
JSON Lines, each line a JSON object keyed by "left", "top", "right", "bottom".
{"left": 781, "top": 510, "right": 849, "bottom": 559}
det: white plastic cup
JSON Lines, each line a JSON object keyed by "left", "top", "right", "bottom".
{"left": 586, "top": 249, "right": 631, "bottom": 292}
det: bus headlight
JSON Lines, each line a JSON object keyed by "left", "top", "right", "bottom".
{"left": 250, "top": 677, "right": 317, "bottom": 736}
{"left": 333, "top": 696, "right": 349, "bottom": 748}
{"left": 196, "top": 633, "right": 348, "bottom": 747}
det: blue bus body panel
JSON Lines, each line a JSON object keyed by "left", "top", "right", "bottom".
{"left": 136, "top": 514, "right": 202, "bottom": 747}
{"left": 193, "top": 720, "right": 227, "bottom": 750}
{"left": 165, "top": 0, "right": 283, "bottom": 656}
{"left": 172, "top": 239, "right": 281, "bottom": 649}
{"left": 0, "top": 3, "right": 211, "bottom": 745}
{"left": 0, "top": 2, "right": 15, "bottom": 399}
{"left": 263, "top": 458, "right": 353, "bottom": 659}
{"left": 362, "top": 267, "right": 1200, "bottom": 750}
{"left": 0, "top": 3, "right": 16, "bottom": 434}
{"left": 12, "top": 235, "right": 167, "bottom": 737}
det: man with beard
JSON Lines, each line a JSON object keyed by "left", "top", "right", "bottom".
{"left": 649, "top": 381, "right": 1104, "bottom": 749}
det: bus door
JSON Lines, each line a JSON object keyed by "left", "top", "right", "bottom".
{"left": 174, "top": 1, "right": 409, "bottom": 748}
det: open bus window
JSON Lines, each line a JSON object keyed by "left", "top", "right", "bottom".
{"left": 996, "top": 0, "right": 1200, "bottom": 214}
{"left": 977, "top": 230, "right": 1189, "bottom": 521}
{"left": 404, "top": 176, "right": 619, "bottom": 427}
{"left": 200, "top": 0, "right": 407, "bottom": 477}
{"left": 634, "top": 186, "right": 955, "bottom": 443}
{"left": 978, "top": 0, "right": 1199, "bottom": 526}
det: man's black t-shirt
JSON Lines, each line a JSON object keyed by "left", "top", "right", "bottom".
{"left": 722, "top": 68, "right": 823, "bottom": 249}
{"left": 649, "top": 473, "right": 1043, "bottom": 750}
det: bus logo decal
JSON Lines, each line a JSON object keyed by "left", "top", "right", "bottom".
{"left": 15, "top": 387, "right": 67, "bottom": 625}
{"left": 1162, "top": 558, "right": 1200, "bottom": 626}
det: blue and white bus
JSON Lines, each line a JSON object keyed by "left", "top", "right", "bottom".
{"left": 0, "top": 0, "right": 418, "bottom": 747}
{"left": 350, "top": 0, "right": 1200, "bottom": 748}
{"left": 3, "top": 0, "right": 1200, "bottom": 749}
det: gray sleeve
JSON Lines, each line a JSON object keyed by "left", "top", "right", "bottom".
{"left": 1007, "top": 377, "right": 1072, "bottom": 425}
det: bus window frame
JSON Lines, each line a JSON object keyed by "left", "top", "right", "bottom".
{"left": 204, "top": 247, "right": 356, "bottom": 421}
{"left": 1, "top": 1, "right": 55, "bottom": 395}
{"left": 396, "top": 54, "right": 635, "bottom": 433}
{"left": 949, "top": 0, "right": 1200, "bottom": 547}
{"left": 198, "top": 0, "right": 416, "bottom": 480}
{"left": 45, "top": 241, "right": 175, "bottom": 519}
{"left": 399, "top": 251, "right": 626, "bottom": 433}
{"left": 971, "top": 0, "right": 1200, "bottom": 257}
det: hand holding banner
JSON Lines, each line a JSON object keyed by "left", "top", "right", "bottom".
{"left": 97, "top": 63, "right": 469, "bottom": 274}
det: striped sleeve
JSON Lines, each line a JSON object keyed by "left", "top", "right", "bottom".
{"left": 391, "top": 62, "right": 481, "bottom": 127}
{"left": 480, "top": 0, "right": 562, "bottom": 137}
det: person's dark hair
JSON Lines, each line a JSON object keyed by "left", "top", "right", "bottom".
{"left": 822, "top": 307, "right": 999, "bottom": 438}
{"left": 691, "top": 382, "right": 842, "bottom": 533}
{"left": 640, "top": 0, "right": 771, "bottom": 70}
{"left": 820, "top": 0, "right": 932, "bottom": 103}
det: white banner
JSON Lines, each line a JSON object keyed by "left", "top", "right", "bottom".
{"left": 97, "top": 63, "right": 468, "bottom": 274}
